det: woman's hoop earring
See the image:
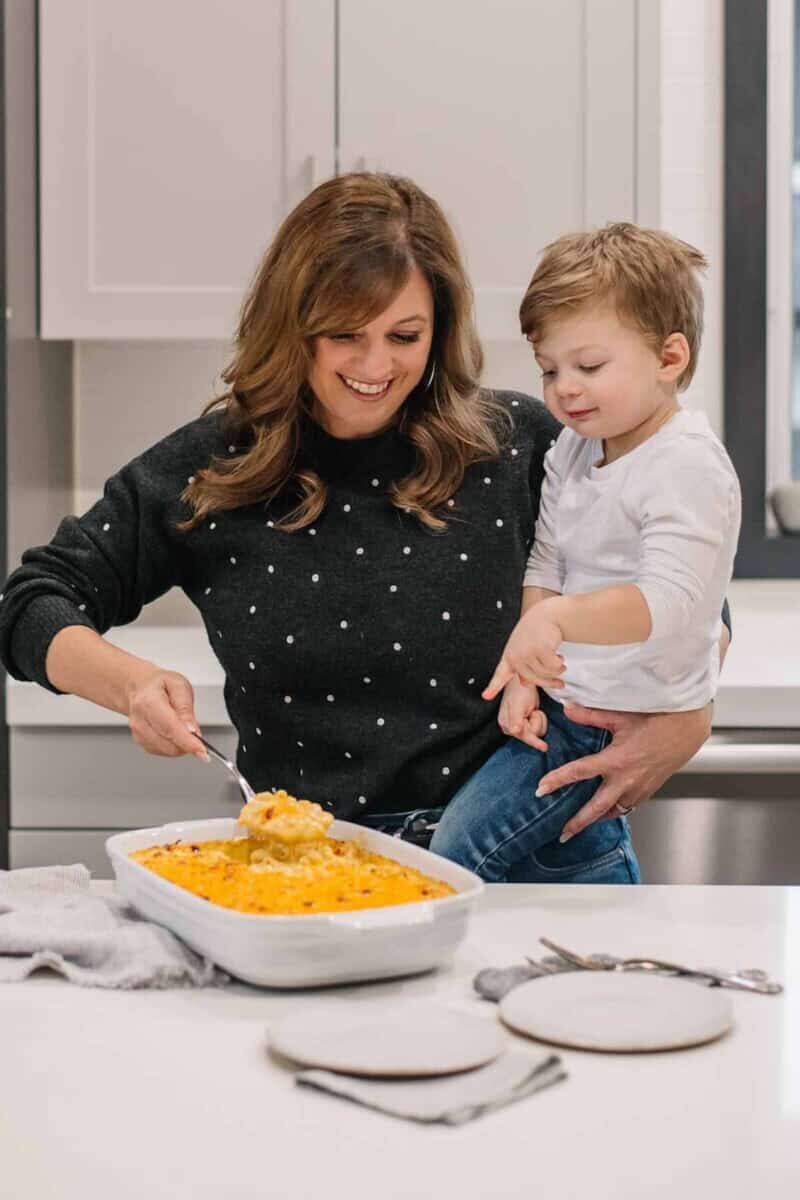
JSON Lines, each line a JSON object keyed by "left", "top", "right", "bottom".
{"left": 425, "top": 362, "right": 437, "bottom": 390}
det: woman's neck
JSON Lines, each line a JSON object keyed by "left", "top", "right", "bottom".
{"left": 310, "top": 401, "right": 402, "bottom": 442}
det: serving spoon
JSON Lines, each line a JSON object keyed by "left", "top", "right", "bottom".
{"left": 539, "top": 937, "right": 783, "bottom": 995}
{"left": 192, "top": 733, "right": 256, "bottom": 803}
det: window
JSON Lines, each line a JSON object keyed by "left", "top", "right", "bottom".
{"left": 726, "top": 0, "right": 799, "bottom": 574}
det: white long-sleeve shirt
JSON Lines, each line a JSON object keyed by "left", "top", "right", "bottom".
{"left": 523, "top": 407, "right": 741, "bottom": 712}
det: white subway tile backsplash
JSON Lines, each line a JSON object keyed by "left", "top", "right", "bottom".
{"left": 75, "top": 341, "right": 230, "bottom": 493}
{"left": 662, "top": 169, "right": 708, "bottom": 214}
{"left": 662, "top": 0, "right": 708, "bottom": 35}
{"left": 660, "top": 0, "right": 722, "bottom": 436}
{"left": 482, "top": 338, "right": 537, "bottom": 393}
{"left": 663, "top": 31, "right": 706, "bottom": 79}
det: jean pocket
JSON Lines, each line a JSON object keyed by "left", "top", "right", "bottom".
{"left": 526, "top": 842, "right": 630, "bottom": 883}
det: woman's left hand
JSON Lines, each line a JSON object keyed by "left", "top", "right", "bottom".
{"left": 535, "top": 702, "right": 713, "bottom": 842}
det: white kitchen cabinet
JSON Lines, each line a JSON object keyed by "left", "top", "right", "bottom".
{"left": 8, "top": 725, "right": 240, "bottom": 875}
{"left": 39, "top": 0, "right": 335, "bottom": 338}
{"left": 10, "top": 831, "right": 123, "bottom": 877}
{"left": 39, "top": 0, "right": 654, "bottom": 341}
{"left": 338, "top": 0, "right": 644, "bottom": 339}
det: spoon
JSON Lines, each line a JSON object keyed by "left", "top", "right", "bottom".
{"left": 539, "top": 937, "right": 783, "bottom": 995}
{"left": 192, "top": 733, "right": 256, "bottom": 803}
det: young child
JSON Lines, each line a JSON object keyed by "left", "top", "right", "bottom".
{"left": 429, "top": 223, "right": 741, "bottom": 882}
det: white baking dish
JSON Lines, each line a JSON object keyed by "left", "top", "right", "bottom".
{"left": 105, "top": 817, "right": 483, "bottom": 988}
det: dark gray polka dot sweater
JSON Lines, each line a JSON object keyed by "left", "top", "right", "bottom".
{"left": 0, "top": 391, "right": 559, "bottom": 818}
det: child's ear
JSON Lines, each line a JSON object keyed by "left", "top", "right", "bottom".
{"left": 658, "top": 332, "right": 691, "bottom": 383}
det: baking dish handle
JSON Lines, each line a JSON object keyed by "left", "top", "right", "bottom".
{"left": 332, "top": 902, "right": 436, "bottom": 932}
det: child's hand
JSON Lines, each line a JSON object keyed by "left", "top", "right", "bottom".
{"left": 483, "top": 608, "right": 565, "bottom": 699}
{"left": 498, "top": 678, "right": 548, "bottom": 751}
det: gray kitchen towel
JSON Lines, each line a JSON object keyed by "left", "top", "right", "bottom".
{"left": 474, "top": 957, "right": 579, "bottom": 1002}
{"left": 0, "top": 864, "right": 226, "bottom": 988}
{"left": 296, "top": 1051, "right": 566, "bottom": 1125}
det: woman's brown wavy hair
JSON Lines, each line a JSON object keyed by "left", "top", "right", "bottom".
{"left": 179, "top": 172, "right": 506, "bottom": 532}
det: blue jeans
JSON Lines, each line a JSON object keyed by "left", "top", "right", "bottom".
{"left": 358, "top": 697, "right": 641, "bottom": 884}
{"left": 359, "top": 788, "right": 639, "bottom": 884}
{"left": 428, "top": 693, "right": 641, "bottom": 883}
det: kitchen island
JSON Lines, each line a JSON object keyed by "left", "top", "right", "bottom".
{"left": 1, "top": 882, "right": 797, "bottom": 1199}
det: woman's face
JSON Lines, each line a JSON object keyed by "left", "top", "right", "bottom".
{"left": 308, "top": 267, "right": 434, "bottom": 439}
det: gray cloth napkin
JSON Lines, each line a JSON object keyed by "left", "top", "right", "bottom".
{"left": 0, "top": 864, "right": 226, "bottom": 988}
{"left": 296, "top": 1051, "right": 566, "bottom": 1125}
{"left": 474, "top": 957, "right": 579, "bottom": 1001}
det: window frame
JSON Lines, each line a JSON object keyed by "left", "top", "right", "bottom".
{"left": 725, "top": 0, "right": 800, "bottom": 574}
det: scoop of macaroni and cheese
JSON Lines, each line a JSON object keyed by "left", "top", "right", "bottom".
{"left": 237, "top": 789, "right": 333, "bottom": 844}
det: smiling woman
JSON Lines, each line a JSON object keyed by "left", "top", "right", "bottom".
{"left": 178, "top": 172, "right": 502, "bottom": 534}
{"left": 308, "top": 268, "right": 433, "bottom": 440}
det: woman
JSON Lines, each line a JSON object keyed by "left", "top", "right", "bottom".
{"left": 0, "top": 174, "right": 720, "bottom": 882}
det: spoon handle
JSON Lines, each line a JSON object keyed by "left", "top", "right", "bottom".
{"left": 539, "top": 937, "right": 596, "bottom": 969}
{"left": 192, "top": 734, "right": 256, "bottom": 801}
{"left": 539, "top": 938, "right": 783, "bottom": 994}
{"left": 622, "top": 960, "right": 783, "bottom": 994}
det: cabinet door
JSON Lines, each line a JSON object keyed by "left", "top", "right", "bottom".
{"left": 338, "top": 0, "right": 641, "bottom": 340}
{"left": 10, "top": 831, "right": 120, "bottom": 877}
{"left": 39, "top": 0, "right": 335, "bottom": 339}
{"left": 10, "top": 727, "right": 240, "bottom": 829}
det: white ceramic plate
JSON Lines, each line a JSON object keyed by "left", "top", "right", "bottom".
{"left": 499, "top": 972, "right": 733, "bottom": 1053}
{"left": 269, "top": 1002, "right": 506, "bottom": 1076}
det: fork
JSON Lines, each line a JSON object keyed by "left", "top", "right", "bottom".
{"left": 539, "top": 937, "right": 783, "bottom": 995}
{"left": 192, "top": 733, "right": 256, "bottom": 803}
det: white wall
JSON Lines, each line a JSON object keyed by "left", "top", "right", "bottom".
{"left": 660, "top": 0, "right": 724, "bottom": 436}
{"left": 74, "top": 340, "right": 230, "bottom": 624}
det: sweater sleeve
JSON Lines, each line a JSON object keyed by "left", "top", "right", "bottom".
{"left": 0, "top": 417, "right": 215, "bottom": 693}
{"left": 524, "top": 431, "right": 567, "bottom": 591}
{"left": 630, "top": 438, "right": 741, "bottom": 641}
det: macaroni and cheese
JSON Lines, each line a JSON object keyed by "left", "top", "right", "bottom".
{"left": 130, "top": 788, "right": 454, "bottom": 915}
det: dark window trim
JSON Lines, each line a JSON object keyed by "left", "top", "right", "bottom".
{"left": 0, "top": 0, "right": 9, "bottom": 868}
{"left": 725, "top": 0, "right": 800, "bottom": 575}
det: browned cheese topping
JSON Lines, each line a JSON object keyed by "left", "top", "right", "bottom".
{"left": 130, "top": 835, "right": 455, "bottom": 915}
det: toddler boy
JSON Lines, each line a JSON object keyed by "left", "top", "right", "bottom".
{"left": 429, "top": 223, "right": 740, "bottom": 881}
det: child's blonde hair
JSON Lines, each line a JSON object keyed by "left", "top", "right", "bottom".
{"left": 519, "top": 222, "right": 707, "bottom": 390}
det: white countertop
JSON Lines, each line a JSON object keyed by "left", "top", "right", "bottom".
{"left": 6, "top": 579, "right": 800, "bottom": 728}
{"left": 1, "top": 882, "right": 797, "bottom": 1199}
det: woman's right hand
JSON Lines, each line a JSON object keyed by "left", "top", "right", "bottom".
{"left": 125, "top": 668, "right": 209, "bottom": 760}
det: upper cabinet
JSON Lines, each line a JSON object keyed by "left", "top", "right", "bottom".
{"left": 339, "top": 0, "right": 641, "bottom": 338}
{"left": 39, "top": 0, "right": 335, "bottom": 338}
{"left": 39, "top": 0, "right": 653, "bottom": 341}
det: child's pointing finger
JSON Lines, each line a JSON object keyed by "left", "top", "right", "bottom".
{"left": 482, "top": 658, "right": 514, "bottom": 701}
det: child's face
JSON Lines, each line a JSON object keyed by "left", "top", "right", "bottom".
{"left": 532, "top": 306, "right": 684, "bottom": 440}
